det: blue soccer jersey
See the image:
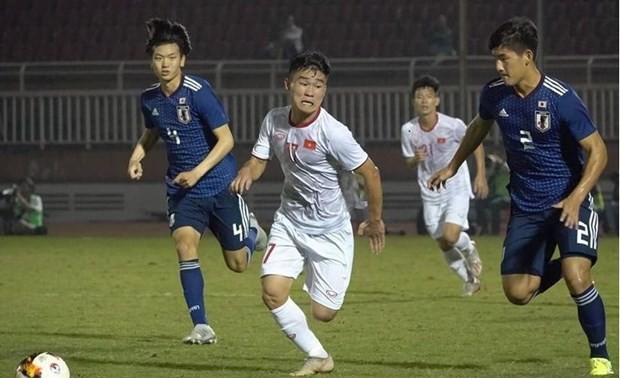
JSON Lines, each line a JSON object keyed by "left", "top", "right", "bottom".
{"left": 479, "top": 75, "right": 597, "bottom": 212}
{"left": 141, "top": 75, "right": 237, "bottom": 198}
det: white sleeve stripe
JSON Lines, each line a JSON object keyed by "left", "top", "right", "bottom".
{"left": 543, "top": 82, "right": 567, "bottom": 96}
{"left": 184, "top": 77, "right": 203, "bottom": 90}
{"left": 142, "top": 83, "right": 160, "bottom": 93}
{"left": 543, "top": 81, "right": 567, "bottom": 95}
{"left": 544, "top": 77, "right": 568, "bottom": 92}
{"left": 543, "top": 78, "right": 568, "bottom": 95}
{"left": 489, "top": 79, "right": 504, "bottom": 88}
{"left": 183, "top": 82, "right": 201, "bottom": 92}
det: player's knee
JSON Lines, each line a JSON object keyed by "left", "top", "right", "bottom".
{"left": 563, "top": 269, "right": 592, "bottom": 293}
{"left": 503, "top": 285, "right": 534, "bottom": 305}
{"left": 312, "top": 308, "right": 338, "bottom": 322}
{"left": 175, "top": 241, "right": 196, "bottom": 260}
{"left": 261, "top": 289, "right": 287, "bottom": 310}
{"left": 436, "top": 236, "right": 456, "bottom": 250}
{"left": 223, "top": 252, "right": 248, "bottom": 273}
{"left": 225, "top": 261, "right": 246, "bottom": 273}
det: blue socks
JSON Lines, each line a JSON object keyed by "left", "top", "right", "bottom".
{"left": 179, "top": 259, "right": 208, "bottom": 325}
{"left": 244, "top": 226, "right": 258, "bottom": 262}
{"left": 572, "top": 284, "right": 609, "bottom": 359}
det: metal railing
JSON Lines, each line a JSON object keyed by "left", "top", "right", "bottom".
{"left": 0, "top": 56, "right": 617, "bottom": 147}
{"left": 1, "top": 56, "right": 617, "bottom": 92}
{"left": 0, "top": 84, "right": 617, "bottom": 148}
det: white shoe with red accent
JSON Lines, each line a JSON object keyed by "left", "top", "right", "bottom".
{"left": 290, "top": 355, "right": 334, "bottom": 376}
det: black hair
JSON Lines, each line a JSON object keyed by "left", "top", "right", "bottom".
{"left": 411, "top": 75, "right": 440, "bottom": 96}
{"left": 145, "top": 18, "right": 192, "bottom": 56}
{"left": 288, "top": 50, "right": 331, "bottom": 78}
{"left": 488, "top": 17, "right": 538, "bottom": 60}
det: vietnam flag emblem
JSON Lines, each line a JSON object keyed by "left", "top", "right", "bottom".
{"left": 303, "top": 139, "right": 317, "bottom": 150}
{"left": 436, "top": 137, "right": 446, "bottom": 144}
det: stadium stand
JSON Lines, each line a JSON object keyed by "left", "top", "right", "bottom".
{"left": 0, "top": 0, "right": 617, "bottom": 62}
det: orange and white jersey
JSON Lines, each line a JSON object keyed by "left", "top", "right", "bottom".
{"left": 253, "top": 106, "right": 368, "bottom": 234}
{"left": 401, "top": 112, "right": 473, "bottom": 203}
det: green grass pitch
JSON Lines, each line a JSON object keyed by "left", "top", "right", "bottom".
{"left": 0, "top": 235, "right": 617, "bottom": 377}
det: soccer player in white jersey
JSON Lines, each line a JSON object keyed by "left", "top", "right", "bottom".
{"left": 429, "top": 18, "right": 612, "bottom": 376}
{"left": 231, "top": 50, "right": 385, "bottom": 376}
{"left": 127, "top": 19, "right": 267, "bottom": 346}
{"left": 401, "top": 75, "right": 488, "bottom": 296}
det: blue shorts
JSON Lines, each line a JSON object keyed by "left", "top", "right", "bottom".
{"left": 501, "top": 202, "right": 599, "bottom": 276}
{"left": 167, "top": 189, "right": 251, "bottom": 251}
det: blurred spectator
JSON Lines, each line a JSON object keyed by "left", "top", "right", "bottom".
{"left": 429, "top": 14, "right": 456, "bottom": 60}
{"left": 258, "top": 40, "right": 279, "bottom": 59}
{"left": 0, "top": 177, "right": 47, "bottom": 235}
{"left": 258, "top": 26, "right": 281, "bottom": 59}
{"left": 280, "top": 15, "right": 304, "bottom": 59}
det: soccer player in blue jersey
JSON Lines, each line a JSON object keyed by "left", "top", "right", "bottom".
{"left": 127, "top": 18, "right": 267, "bottom": 345}
{"left": 428, "top": 17, "right": 613, "bottom": 376}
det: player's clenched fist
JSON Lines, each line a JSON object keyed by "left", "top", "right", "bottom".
{"left": 128, "top": 160, "right": 143, "bottom": 180}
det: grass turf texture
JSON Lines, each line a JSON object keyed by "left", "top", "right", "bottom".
{"left": 0, "top": 235, "right": 617, "bottom": 377}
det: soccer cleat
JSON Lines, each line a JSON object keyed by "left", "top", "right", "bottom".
{"left": 249, "top": 212, "right": 268, "bottom": 251}
{"left": 462, "top": 278, "right": 481, "bottom": 297}
{"left": 182, "top": 324, "right": 217, "bottom": 345}
{"left": 590, "top": 357, "right": 614, "bottom": 376}
{"left": 465, "top": 241, "right": 483, "bottom": 278}
{"left": 290, "top": 355, "right": 334, "bottom": 376}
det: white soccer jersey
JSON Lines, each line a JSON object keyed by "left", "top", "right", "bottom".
{"left": 253, "top": 106, "right": 368, "bottom": 233}
{"left": 400, "top": 112, "right": 473, "bottom": 203}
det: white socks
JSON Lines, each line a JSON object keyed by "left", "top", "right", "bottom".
{"left": 442, "top": 248, "right": 469, "bottom": 282}
{"left": 271, "top": 297, "right": 328, "bottom": 358}
{"left": 454, "top": 232, "right": 474, "bottom": 256}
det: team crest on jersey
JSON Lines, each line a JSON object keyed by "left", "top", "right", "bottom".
{"left": 177, "top": 105, "right": 191, "bottom": 124}
{"left": 535, "top": 110, "right": 551, "bottom": 132}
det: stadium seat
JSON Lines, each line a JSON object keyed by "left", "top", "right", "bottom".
{"left": 0, "top": 0, "right": 616, "bottom": 61}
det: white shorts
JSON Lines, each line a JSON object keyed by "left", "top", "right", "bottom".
{"left": 423, "top": 194, "right": 470, "bottom": 239}
{"left": 260, "top": 214, "right": 354, "bottom": 310}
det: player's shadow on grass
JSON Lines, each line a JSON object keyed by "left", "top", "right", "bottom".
{"left": 69, "top": 355, "right": 277, "bottom": 373}
{"left": 0, "top": 330, "right": 175, "bottom": 342}
{"left": 70, "top": 355, "right": 483, "bottom": 375}
{"left": 332, "top": 357, "right": 482, "bottom": 370}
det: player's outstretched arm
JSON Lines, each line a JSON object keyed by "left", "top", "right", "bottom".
{"left": 427, "top": 115, "right": 493, "bottom": 191}
{"left": 554, "top": 131, "right": 607, "bottom": 229}
{"left": 355, "top": 158, "right": 385, "bottom": 254}
{"left": 230, "top": 156, "right": 268, "bottom": 195}
{"left": 128, "top": 128, "right": 159, "bottom": 180}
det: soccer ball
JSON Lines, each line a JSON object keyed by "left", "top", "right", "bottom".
{"left": 15, "top": 352, "right": 70, "bottom": 378}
